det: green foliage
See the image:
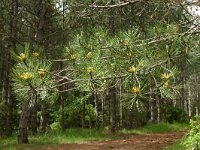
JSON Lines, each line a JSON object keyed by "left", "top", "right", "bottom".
{"left": 52, "top": 95, "right": 96, "bottom": 128}
{"left": 162, "top": 105, "right": 187, "bottom": 123}
{"left": 182, "top": 117, "right": 200, "bottom": 150}
{"left": 50, "top": 122, "right": 61, "bottom": 130}
{"left": 64, "top": 97, "right": 83, "bottom": 127}
{"left": 85, "top": 104, "right": 96, "bottom": 124}
{"left": 11, "top": 43, "right": 56, "bottom": 104}
{"left": 64, "top": 27, "right": 180, "bottom": 110}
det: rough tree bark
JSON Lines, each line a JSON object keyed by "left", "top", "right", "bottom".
{"left": 18, "top": 92, "right": 36, "bottom": 144}
{"left": 29, "top": 104, "right": 37, "bottom": 135}
{"left": 94, "top": 91, "right": 99, "bottom": 128}
{"left": 82, "top": 98, "right": 85, "bottom": 128}
{"left": 156, "top": 96, "right": 160, "bottom": 123}
{"left": 100, "top": 94, "right": 104, "bottom": 127}
{"left": 195, "top": 75, "right": 199, "bottom": 116}
{"left": 188, "top": 84, "right": 192, "bottom": 118}
{"left": 108, "top": 82, "right": 117, "bottom": 132}
{"left": 3, "top": 47, "right": 12, "bottom": 136}
{"left": 149, "top": 86, "right": 154, "bottom": 123}
{"left": 3, "top": 0, "right": 18, "bottom": 136}
{"left": 39, "top": 101, "right": 47, "bottom": 132}
{"left": 18, "top": 99, "right": 30, "bottom": 144}
{"left": 119, "top": 80, "right": 123, "bottom": 127}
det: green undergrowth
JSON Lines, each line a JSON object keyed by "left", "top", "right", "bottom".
{"left": 0, "top": 122, "right": 189, "bottom": 150}
{"left": 0, "top": 128, "right": 115, "bottom": 147}
{"left": 121, "top": 122, "right": 189, "bottom": 134}
{"left": 0, "top": 128, "right": 118, "bottom": 150}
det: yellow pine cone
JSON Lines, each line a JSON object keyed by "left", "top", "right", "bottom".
{"left": 132, "top": 87, "right": 140, "bottom": 94}
{"left": 70, "top": 54, "right": 76, "bottom": 60}
{"left": 19, "top": 72, "right": 33, "bottom": 80}
{"left": 128, "top": 66, "right": 136, "bottom": 73}
{"left": 139, "top": 61, "right": 144, "bottom": 67}
{"left": 18, "top": 53, "right": 25, "bottom": 61}
{"left": 86, "top": 52, "right": 92, "bottom": 59}
{"left": 123, "top": 40, "right": 128, "bottom": 46}
{"left": 111, "top": 63, "right": 116, "bottom": 70}
{"left": 163, "top": 81, "right": 169, "bottom": 88}
{"left": 161, "top": 73, "right": 169, "bottom": 80}
{"left": 32, "top": 52, "right": 39, "bottom": 57}
{"left": 38, "top": 68, "right": 45, "bottom": 76}
{"left": 87, "top": 67, "right": 94, "bottom": 74}
{"left": 127, "top": 51, "right": 132, "bottom": 58}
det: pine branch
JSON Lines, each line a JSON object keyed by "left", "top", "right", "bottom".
{"left": 89, "top": 0, "right": 143, "bottom": 8}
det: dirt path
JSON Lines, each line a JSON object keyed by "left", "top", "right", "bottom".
{"left": 42, "top": 131, "right": 184, "bottom": 150}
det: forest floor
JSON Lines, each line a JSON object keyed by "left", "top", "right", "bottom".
{"left": 1, "top": 123, "right": 188, "bottom": 150}
{"left": 38, "top": 131, "right": 184, "bottom": 150}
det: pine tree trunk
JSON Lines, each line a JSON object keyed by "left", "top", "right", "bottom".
{"left": 18, "top": 91, "right": 37, "bottom": 144}
{"left": 119, "top": 81, "right": 123, "bottom": 127}
{"left": 108, "top": 84, "right": 117, "bottom": 132}
{"left": 3, "top": 45, "right": 12, "bottom": 136}
{"left": 82, "top": 98, "right": 85, "bottom": 128}
{"left": 101, "top": 94, "right": 104, "bottom": 127}
{"left": 127, "top": 108, "right": 133, "bottom": 129}
{"left": 196, "top": 75, "right": 199, "bottom": 116}
{"left": 88, "top": 97, "right": 92, "bottom": 129}
{"left": 173, "top": 81, "right": 177, "bottom": 107}
{"left": 182, "top": 77, "right": 188, "bottom": 115}
{"left": 61, "top": 94, "right": 65, "bottom": 130}
{"left": 188, "top": 85, "right": 192, "bottom": 118}
{"left": 18, "top": 100, "right": 31, "bottom": 144}
{"left": 5, "top": 0, "right": 18, "bottom": 136}
{"left": 29, "top": 105, "right": 37, "bottom": 135}
{"left": 94, "top": 91, "right": 99, "bottom": 128}
{"left": 150, "top": 100, "right": 154, "bottom": 122}
{"left": 149, "top": 86, "right": 154, "bottom": 122}
{"left": 181, "top": 76, "right": 188, "bottom": 116}
{"left": 40, "top": 101, "right": 47, "bottom": 132}
{"left": 156, "top": 96, "right": 160, "bottom": 123}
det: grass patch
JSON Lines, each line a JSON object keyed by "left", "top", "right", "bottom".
{"left": 0, "top": 122, "right": 189, "bottom": 150}
{"left": 29, "top": 128, "right": 115, "bottom": 144}
{"left": 121, "top": 122, "right": 189, "bottom": 134}
{"left": 0, "top": 128, "right": 116, "bottom": 150}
